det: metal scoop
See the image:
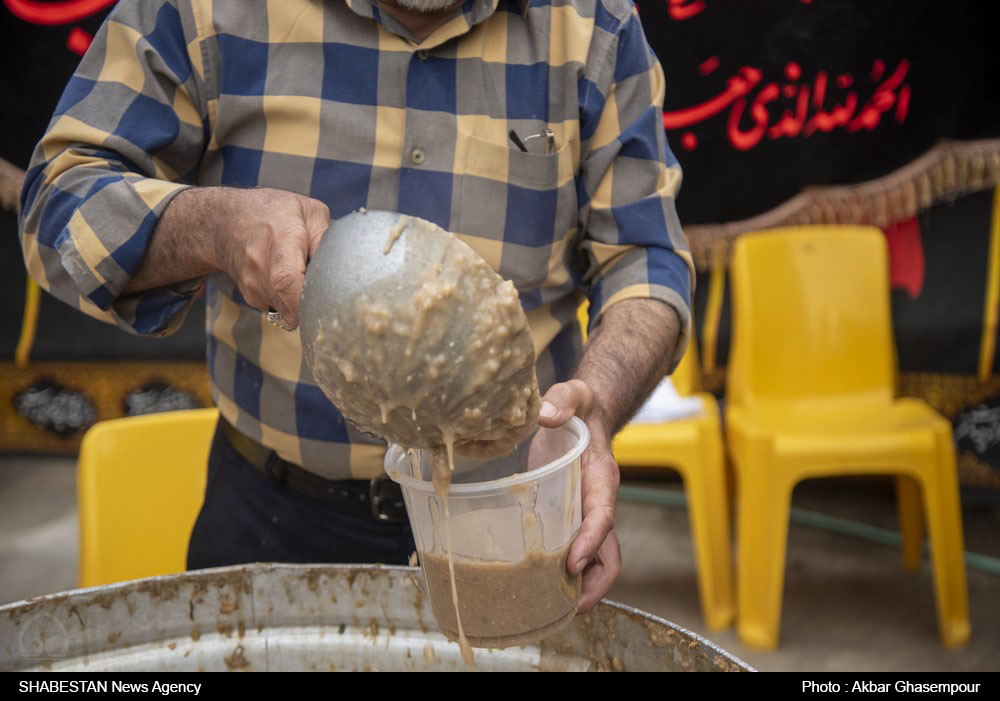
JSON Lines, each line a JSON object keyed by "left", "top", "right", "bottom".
{"left": 299, "top": 210, "right": 540, "bottom": 454}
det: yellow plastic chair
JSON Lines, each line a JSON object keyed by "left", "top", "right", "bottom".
{"left": 78, "top": 408, "right": 218, "bottom": 587}
{"left": 612, "top": 341, "right": 735, "bottom": 631}
{"left": 726, "top": 226, "right": 970, "bottom": 649}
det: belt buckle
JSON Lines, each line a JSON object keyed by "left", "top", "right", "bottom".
{"left": 369, "top": 476, "right": 407, "bottom": 523}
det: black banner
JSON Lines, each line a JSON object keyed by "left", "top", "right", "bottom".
{"left": 647, "top": 0, "right": 1000, "bottom": 225}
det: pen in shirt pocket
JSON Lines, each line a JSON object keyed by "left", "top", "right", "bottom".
{"left": 509, "top": 128, "right": 556, "bottom": 154}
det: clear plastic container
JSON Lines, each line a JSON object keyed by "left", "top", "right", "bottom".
{"left": 383, "top": 416, "right": 588, "bottom": 648}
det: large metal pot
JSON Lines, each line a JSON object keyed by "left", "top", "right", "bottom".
{"left": 1, "top": 564, "right": 753, "bottom": 672}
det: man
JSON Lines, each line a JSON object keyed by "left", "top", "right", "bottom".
{"left": 20, "top": 0, "right": 692, "bottom": 614}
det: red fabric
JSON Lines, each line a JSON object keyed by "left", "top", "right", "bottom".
{"left": 882, "top": 216, "right": 925, "bottom": 300}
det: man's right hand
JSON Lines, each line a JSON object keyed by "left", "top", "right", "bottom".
{"left": 125, "top": 187, "right": 331, "bottom": 329}
{"left": 208, "top": 188, "right": 330, "bottom": 328}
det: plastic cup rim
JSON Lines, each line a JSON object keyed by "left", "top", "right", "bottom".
{"left": 386, "top": 416, "right": 590, "bottom": 496}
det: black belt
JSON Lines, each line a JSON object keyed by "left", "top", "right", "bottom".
{"left": 218, "top": 417, "right": 407, "bottom": 524}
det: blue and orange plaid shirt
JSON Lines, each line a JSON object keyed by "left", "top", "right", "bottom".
{"left": 20, "top": 0, "right": 693, "bottom": 479}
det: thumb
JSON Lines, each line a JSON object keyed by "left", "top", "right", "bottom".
{"left": 538, "top": 379, "right": 593, "bottom": 428}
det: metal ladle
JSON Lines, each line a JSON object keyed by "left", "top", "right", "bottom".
{"left": 298, "top": 210, "right": 539, "bottom": 455}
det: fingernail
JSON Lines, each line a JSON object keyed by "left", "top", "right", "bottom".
{"left": 572, "top": 558, "right": 588, "bottom": 574}
{"left": 540, "top": 401, "right": 557, "bottom": 419}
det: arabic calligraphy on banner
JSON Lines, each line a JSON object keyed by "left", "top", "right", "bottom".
{"left": 657, "top": 0, "right": 912, "bottom": 152}
{"left": 635, "top": 0, "right": 1000, "bottom": 225}
{"left": 663, "top": 59, "right": 911, "bottom": 152}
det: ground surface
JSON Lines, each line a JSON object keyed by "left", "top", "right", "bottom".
{"left": 1, "top": 457, "right": 996, "bottom": 672}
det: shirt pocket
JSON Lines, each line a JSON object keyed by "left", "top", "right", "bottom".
{"left": 454, "top": 132, "right": 578, "bottom": 293}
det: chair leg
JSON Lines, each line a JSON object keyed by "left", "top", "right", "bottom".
{"left": 684, "top": 430, "right": 735, "bottom": 630}
{"left": 896, "top": 475, "right": 923, "bottom": 572}
{"left": 921, "top": 434, "right": 971, "bottom": 647}
{"left": 736, "top": 441, "right": 791, "bottom": 650}
{"left": 725, "top": 455, "right": 737, "bottom": 522}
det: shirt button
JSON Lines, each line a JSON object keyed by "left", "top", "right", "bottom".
{"left": 417, "top": 49, "right": 429, "bottom": 61}
{"left": 411, "top": 147, "right": 425, "bottom": 165}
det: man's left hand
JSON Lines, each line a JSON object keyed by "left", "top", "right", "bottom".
{"left": 536, "top": 378, "right": 621, "bottom": 613}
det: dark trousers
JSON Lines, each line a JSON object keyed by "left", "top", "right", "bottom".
{"left": 186, "top": 423, "right": 415, "bottom": 570}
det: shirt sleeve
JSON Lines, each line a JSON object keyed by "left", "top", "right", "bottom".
{"left": 577, "top": 2, "right": 694, "bottom": 369}
{"left": 18, "top": 0, "right": 207, "bottom": 337}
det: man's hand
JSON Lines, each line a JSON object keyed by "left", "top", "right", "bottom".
{"left": 124, "top": 187, "right": 331, "bottom": 328}
{"left": 537, "top": 298, "right": 683, "bottom": 613}
{"left": 537, "top": 379, "right": 621, "bottom": 613}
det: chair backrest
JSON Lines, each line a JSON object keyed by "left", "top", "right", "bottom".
{"left": 727, "top": 227, "right": 896, "bottom": 407}
{"left": 77, "top": 408, "right": 218, "bottom": 587}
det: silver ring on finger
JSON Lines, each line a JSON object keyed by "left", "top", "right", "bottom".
{"left": 266, "top": 309, "right": 295, "bottom": 331}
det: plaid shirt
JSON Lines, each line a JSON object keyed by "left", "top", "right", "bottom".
{"left": 20, "top": 0, "right": 693, "bottom": 479}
